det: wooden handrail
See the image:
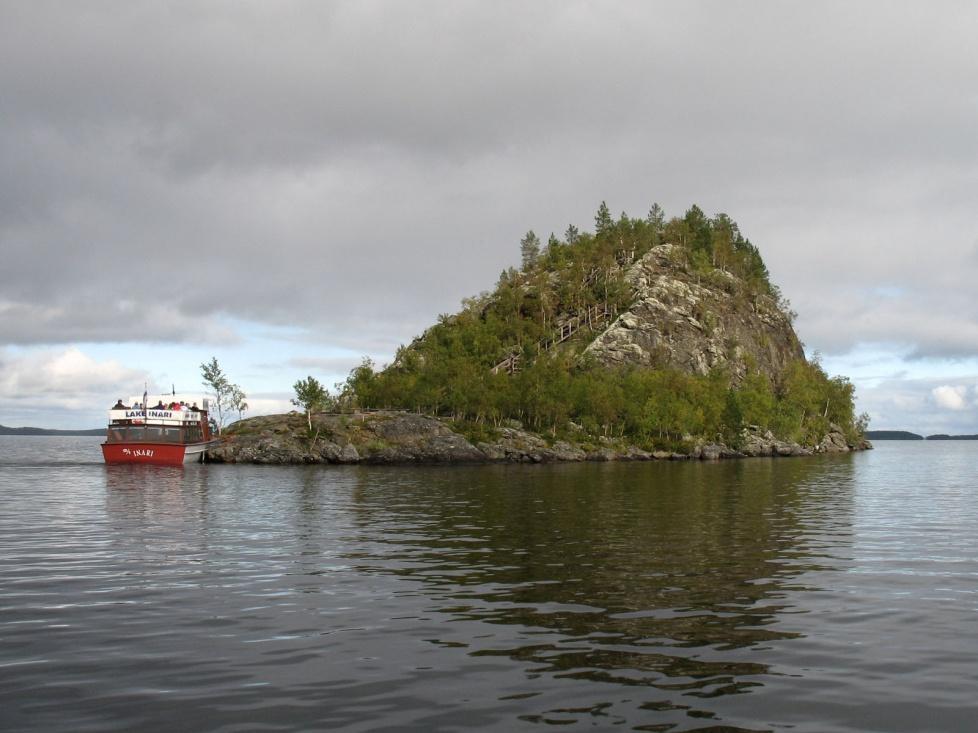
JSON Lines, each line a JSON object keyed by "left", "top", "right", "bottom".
{"left": 489, "top": 303, "right": 617, "bottom": 375}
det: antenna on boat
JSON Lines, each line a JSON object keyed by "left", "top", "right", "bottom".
{"left": 172, "top": 383, "right": 175, "bottom": 396}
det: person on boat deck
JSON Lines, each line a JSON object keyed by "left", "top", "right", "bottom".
{"left": 112, "top": 399, "right": 126, "bottom": 410}
{"left": 190, "top": 402, "right": 199, "bottom": 411}
{"left": 131, "top": 401, "right": 141, "bottom": 409}
{"left": 153, "top": 400, "right": 166, "bottom": 410}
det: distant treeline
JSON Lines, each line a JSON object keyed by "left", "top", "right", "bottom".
{"left": 864, "top": 430, "right": 978, "bottom": 441}
{"left": 864, "top": 430, "right": 923, "bottom": 440}
{"left": 0, "top": 425, "right": 103, "bottom": 436}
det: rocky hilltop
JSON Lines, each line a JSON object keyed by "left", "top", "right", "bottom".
{"left": 585, "top": 244, "right": 803, "bottom": 385}
{"left": 209, "top": 411, "right": 868, "bottom": 465}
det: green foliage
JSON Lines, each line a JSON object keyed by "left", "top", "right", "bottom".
{"left": 339, "top": 201, "right": 861, "bottom": 447}
{"left": 229, "top": 384, "right": 248, "bottom": 421}
{"left": 453, "top": 419, "right": 500, "bottom": 445}
{"left": 200, "top": 356, "right": 247, "bottom": 433}
{"left": 292, "top": 375, "right": 331, "bottom": 432}
{"left": 340, "top": 358, "right": 378, "bottom": 410}
{"left": 770, "top": 359, "right": 857, "bottom": 444}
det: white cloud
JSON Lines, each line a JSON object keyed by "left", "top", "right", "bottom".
{"left": 0, "top": 347, "right": 147, "bottom": 407}
{"left": 0, "top": 347, "right": 153, "bottom": 427}
{"left": 932, "top": 385, "right": 971, "bottom": 411}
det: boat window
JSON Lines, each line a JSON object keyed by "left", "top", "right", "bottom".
{"left": 108, "top": 424, "right": 199, "bottom": 443}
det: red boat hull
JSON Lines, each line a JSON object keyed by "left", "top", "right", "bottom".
{"left": 101, "top": 441, "right": 214, "bottom": 466}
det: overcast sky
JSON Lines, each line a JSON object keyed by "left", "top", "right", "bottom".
{"left": 2, "top": 1, "right": 977, "bottom": 433}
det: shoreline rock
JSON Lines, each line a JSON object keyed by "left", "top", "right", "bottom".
{"left": 207, "top": 411, "right": 871, "bottom": 466}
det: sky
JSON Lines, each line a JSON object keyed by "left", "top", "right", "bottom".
{"left": 2, "top": 1, "right": 977, "bottom": 433}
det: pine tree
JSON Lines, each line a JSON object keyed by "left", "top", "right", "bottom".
{"left": 520, "top": 230, "right": 541, "bottom": 270}
{"left": 595, "top": 201, "right": 613, "bottom": 235}
{"left": 646, "top": 203, "right": 665, "bottom": 243}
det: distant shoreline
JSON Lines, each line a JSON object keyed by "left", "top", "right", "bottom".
{"left": 0, "top": 426, "right": 103, "bottom": 436}
{"left": 865, "top": 430, "right": 978, "bottom": 441}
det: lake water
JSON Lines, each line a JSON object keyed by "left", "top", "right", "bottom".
{"left": 1, "top": 437, "right": 977, "bottom": 732}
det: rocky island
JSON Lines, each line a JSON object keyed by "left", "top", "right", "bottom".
{"left": 209, "top": 411, "right": 864, "bottom": 465}
{"left": 211, "top": 203, "right": 870, "bottom": 465}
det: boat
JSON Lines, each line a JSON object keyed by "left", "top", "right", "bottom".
{"left": 101, "top": 393, "right": 220, "bottom": 465}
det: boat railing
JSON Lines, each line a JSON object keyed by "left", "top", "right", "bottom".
{"left": 110, "top": 409, "right": 202, "bottom": 425}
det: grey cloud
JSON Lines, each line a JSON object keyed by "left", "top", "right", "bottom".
{"left": 0, "top": 299, "right": 239, "bottom": 346}
{"left": 794, "top": 282, "right": 978, "bottom": 360}
{"left": 2, "top": 1, "right": 977, "bottom": 365}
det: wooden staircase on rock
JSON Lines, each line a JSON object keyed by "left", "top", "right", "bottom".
{"left": 489, "top": 248, "right": 637, "bottom": 376}
{"left": 490, "top": 303, "right": 619, "bottom": 375}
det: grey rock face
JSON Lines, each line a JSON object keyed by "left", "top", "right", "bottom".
{"left": 817, "top": 430, "right": 851, "bottom": 453}
{"left": 700, "top": 443, "right": 724, "bottom": 460}
{"left": 478, "top": 427, "right": 591, "bottom": 462}
{"left": 739, "top": 427, "right": 811, "bottom": 458}
{"left": 585, "top": 245, "right": 804, "bottom": 385}
{"left": 211, "top": 412, "right": 485, "bottom": 465}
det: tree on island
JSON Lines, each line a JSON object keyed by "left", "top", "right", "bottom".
{"left": 646, "top": 202, "right": 665, "bottom": 237}
{"left": 594, "top": 201, "right": 613, "bottom": 234}
{"left": 292, "top": 376, "right": 330, "bottom": 432}
{"left": 564, "top": 224, "right": 580, "bottom": 245}
{"left": 200, "top": 357, "right": 247, "bottom": 433}
{"left": 230, "top": 384, "right": 248, "bottom": 422}
{"left": 520, "top": 230, "right": 541, "bottom": 270}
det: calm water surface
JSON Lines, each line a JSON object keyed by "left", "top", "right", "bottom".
{"left": 2, "top": 437, "right": 977, "bottom": 732}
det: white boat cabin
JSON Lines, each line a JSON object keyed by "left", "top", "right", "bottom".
{"left": 106, "top": 394, "right": 213, "bottom": 445}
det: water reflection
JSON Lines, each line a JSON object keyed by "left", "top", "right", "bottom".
{"left": 341, "top": 458, "right": 856, "bottom": 728}
{"left": 2, "top": 437, "right": 866, "bottom": 733}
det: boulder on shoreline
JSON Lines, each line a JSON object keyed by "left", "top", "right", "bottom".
{"left": 207, "top": 411, "right": 870, "bottom": 466}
